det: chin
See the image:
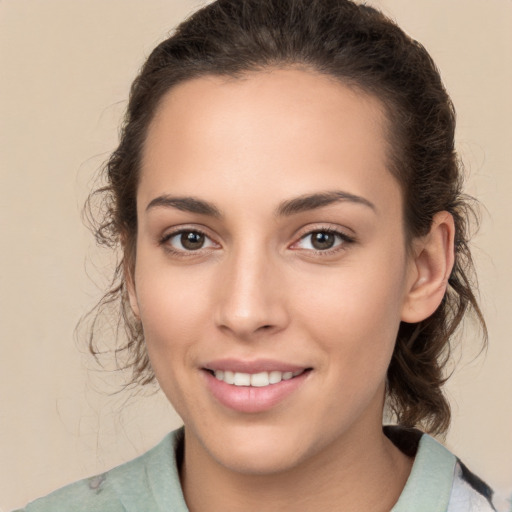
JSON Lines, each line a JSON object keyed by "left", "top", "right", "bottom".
{"left": 193, "top": 420, "right": 321, "bottom": 476}
{"left": 216, "top": 443, "right": 307, "bottom": 476}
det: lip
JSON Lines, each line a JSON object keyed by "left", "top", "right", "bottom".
{"left": 202, "top": 359, "right": 312, "bottom": 414}
{"left": 203, "top": 358, "right": 307, "bottom": 374}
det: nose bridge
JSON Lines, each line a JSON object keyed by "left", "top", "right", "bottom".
{"left": 214, "top": 238, "right": 287, "bottom": 338}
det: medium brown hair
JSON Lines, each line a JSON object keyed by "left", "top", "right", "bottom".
{"left": 87, "top": 0, "right": 486, "bottom": 435}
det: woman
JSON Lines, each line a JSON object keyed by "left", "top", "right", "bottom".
{"left": 16, "top": 0, "right": 495, "bottom": 510}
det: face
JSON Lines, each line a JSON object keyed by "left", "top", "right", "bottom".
{"left": 130, "top": 69, "right": 417, "bottom": 475}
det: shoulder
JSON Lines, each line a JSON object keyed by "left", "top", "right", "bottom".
{"left": 13, "top": 474, "right": 124, "bottom": 512}
{"left": 15, "top": 428, "right": 187, "bottom": 512}
{"left": 448, "top": 462, "right": 496, "bottom": 512}
{"left": 386, "top": 426, "right": 496, "bottom": 512}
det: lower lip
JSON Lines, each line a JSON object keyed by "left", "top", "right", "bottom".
{"left": 203, "top": 370, "right": 311, "bottom": 413}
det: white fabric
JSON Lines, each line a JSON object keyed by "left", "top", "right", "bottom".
{"left": 447, "top": 463, "right": 496, "bottom": 512}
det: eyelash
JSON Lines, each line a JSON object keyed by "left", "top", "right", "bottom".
{"left": 159, "top": 226, "right": 355, "bottom": 257}
{"left": 292, "top": 227, "right": 355, "bottom": 255}
{"left": 159, "top": 228, "right": 217, "bottom": 257}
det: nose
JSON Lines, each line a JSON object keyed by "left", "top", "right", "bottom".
{"left": 214, "top": 245, "right": 289, "bottom": 340}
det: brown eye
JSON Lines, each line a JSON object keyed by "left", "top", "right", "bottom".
{"left": 310, "top": 231, "right": 336, "bottom": 250}
{"left": 164, "top": 229, "right": 217, "bottom": 253}
{"left": 181, "top": 231, "right": 205, "bottom": 250}
{"left": 293, "top": 228, "right": 353, "bottom": 253}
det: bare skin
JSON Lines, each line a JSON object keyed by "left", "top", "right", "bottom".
{"left": 181, "top": 389, "right": 413, "bottom": 512}
{"left": 129, "top": 68, "right": 454, "bottom": 511}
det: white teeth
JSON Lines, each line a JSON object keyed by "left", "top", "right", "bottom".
{"left": 233, "top": 372, "right": 251, "bottom": 386}
{"left": 213, "top": 369, "right": 305, "bottom": 387}
{"left": 268, "top": 371, "right": 282, "bottom": 384}
{"left": 250, "top": 372, "right": 270, "bottom": 387}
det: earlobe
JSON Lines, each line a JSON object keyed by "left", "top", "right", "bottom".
{"left": 121, "top": 234, "right": 140, "bottom": 318}
{"left": 127, "top": 279, "right": 140, "bottom": 318}
{"left": 401, "top": 212, "right": 455, "bottom": 323}
{"left": 125, "top": 263, "right": 140, "bottom": 319}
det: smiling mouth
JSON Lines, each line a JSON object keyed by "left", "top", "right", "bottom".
{"left": 205, "top": 369, "right": 311, "bottom": 387}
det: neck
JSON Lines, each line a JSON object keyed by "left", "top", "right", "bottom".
{"left": 180, "top": 422, "right": 413, "bottom": 512}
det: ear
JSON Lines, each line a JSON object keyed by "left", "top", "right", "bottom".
{"left": 401, "top": 211, "right": 455, "bottom": 323}
{"left": 122, "top": 238, "right": 140, "bottom": 319}
{"left": 126, "top": 266, "right": 140, "bottom": 318}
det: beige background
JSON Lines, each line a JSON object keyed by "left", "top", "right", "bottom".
{"left": 1, "top": 0, "right": 511, "bottom": 510}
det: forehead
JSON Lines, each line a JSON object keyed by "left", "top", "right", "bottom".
{"left": 139, "top": 68, "right": 400, "bottom": 215}
{"left": 145, "top": 68, "right": 390, "bottom": 156}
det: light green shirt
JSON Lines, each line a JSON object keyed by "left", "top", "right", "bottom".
{"left": 15, "top": 427, "right": 494, "bottom": 511}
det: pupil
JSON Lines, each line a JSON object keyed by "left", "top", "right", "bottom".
{"left": 181, "top": 232, "right": 205, "bottom": 250}
{"left": 312, "top": 231, "right": 335, "bottom": 250}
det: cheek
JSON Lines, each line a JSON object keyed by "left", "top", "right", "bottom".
{"left": 133, "top": 260, "right": 212, "bottom": 378}
{"left": 135, "top": 252, "right": 210, "bottom": 332}
{"left": 295, "top": 253, "right": 407, "bottom": 370}
{"left": 133, "top": 268, "right": 210, "bottom": 417}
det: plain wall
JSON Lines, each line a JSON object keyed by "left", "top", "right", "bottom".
{"left": 1, "top": 1, "right": 511, "bottom": 510}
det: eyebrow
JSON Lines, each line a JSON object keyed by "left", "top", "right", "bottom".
{"left": 145, "top": 190, "right": 376, "bottom": 217}
{"left": 276, "top": 191, "right": 376, "bottom": 216}
{"left": 146, "top": 195, "right": 222, "bottom": 217}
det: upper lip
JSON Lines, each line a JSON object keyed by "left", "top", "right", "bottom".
{"left": 203, "top": 358, "right": 310, "bottom": 374}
